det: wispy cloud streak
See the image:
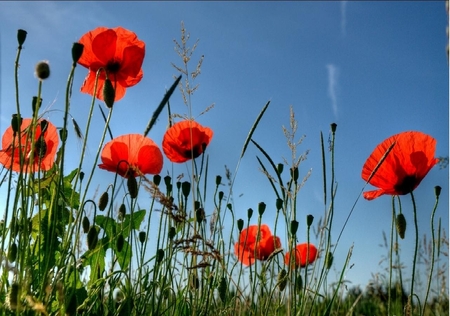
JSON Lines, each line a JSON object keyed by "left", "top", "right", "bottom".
{"left": 326, "top": 64, "right": 339, "bottom": 119}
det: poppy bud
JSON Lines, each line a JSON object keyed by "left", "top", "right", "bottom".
{"left": 435, "top": 186, "right": 442, "bottom": 198}
{"left": 32, "top": 96, "right": 42, "bottom": 115}
{"left": 8, "top": 242, "right": 18, "bottom": 263}
{"left": 237, "top": 219, "right": 244, "bottom": 232}
{"left": 11, "top": 114, "right": 22, "bottom": 134}
{"left": 181, "top": 181, "right": 191, "bottom": 198}
{"left": 218, "top": 277, "right": 227, "bottom": 302}
{"left": 8, "top": 283, "right": 20, "bottom": 310}
{"left": 168, "top": 226, "right": 176, "bottom": 240}
{"left": 98, "top": 191, "right": 109, "bottom": 211}
{"left": 35, "top": 61, "right": 50, "bottom": 80}
{"left": 325, "top": 251, "right": 333, "bottom": 269}
{"left": 127, "top": 176, "right": 138, "bottom": 198}
{"left": 290, "top": 220, "right": 299, "bottom": 235}
{"left": 290, "top": 167, "right": 299, "bottom": 182}
{"left": 276, "top": 198, "right": 283, "bottom": 212}
{"left": 216, "top": 175, "right": 222, "bottom": 186}
{"left": 153, "top": 174, "right": 161, "bottom": 186}
{"left": 59, "top": 128, "right": 68, "bottom": 142}
{"left": 87, "top": 226, "right": 98, "bottom": 250}
{"left": 196, "top": 208, "right": 205, "bottom": 224}
{"left": 139, "top": 231, "right": 146, "bottom": 244}
{"left": 71, "top": 42, "right": 84, "bottom": 64}
{"left": 156, "top": 248, "right": 164, "bottom": 263}
{"left": 277, "top": 163, "right": 284, "bottom": 175}
{"left": 395, "top": 213, "right": 407, "bottom": 239}
{"left": 118, "top": 204, "right": 126, "bottom": 221}
{"left": 116, "top": 234, "right": 124, "bottom": 252}
{"left": 82, "top": 216, "right": 90, "bottom": 233}
{"left": 218, "top": 191, "right": 224, "bottom": 201}
{"left": 247, "top": 208, "right": 253, "bottom": 219}
{"left": 17, "top": 29, "right": 27, "bottom": 47}
{"left": 306, "top": 214, "right": 314, "bottom": 227}
{"left": 330, "top": 123, "right": 337, "bottom": 133}
{"left": 103, "top": 78, "right": 115, "bottom": 108}
{"left": 258, "top": 202, "right": 266, "bottom": 216}
{"left": 278, "top": 269, "right": 288, "bottom": 291}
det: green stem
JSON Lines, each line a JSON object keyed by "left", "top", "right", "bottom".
{"left": 409, "top": 191, "right": 418, "bottom": 313}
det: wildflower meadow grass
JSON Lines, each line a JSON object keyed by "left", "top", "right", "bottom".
{"left": 0, "top": 22, "right": 448, "bottom": 316}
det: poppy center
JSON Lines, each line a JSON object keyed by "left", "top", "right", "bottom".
{"left": 394, "top": 175, "right": 417, "bottom": 195}
{"left": 106, "top": 61, "right": 121, "bottom": 74}
{"left": 183, "top": 144, "right": 203, "bottom": 159}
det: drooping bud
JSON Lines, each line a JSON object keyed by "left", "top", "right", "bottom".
{"left": 32, "top": 96, "right": 42, "bottom": 115}
{"left": 8, "top": 242, "right": 18, "bottom": 263}
{"left": 71, "top": 42, "right": 84, "bottom": 64}
{"left": 258, "top": 202, "right": 266, "bottom": 216}
{"left": 237, "top": 219, "right": 244, "bottom": 232}
{"left": 395, "top": 213, "right": 407, "bottom": 239}
{"left": 98, "top": 191, "right": 109, "bottom": 211}
{"left": 11, "top": 114, "right": 22, "bottom": 134}
{"left": 82, "top": 216, "right": 90, "bottom": 234}
{"left": 118, "top": 204, "right": 126, "bottom": 221}
{"left": 103, "top": 78, "right": 115, "bottom": 108}
{"left": 87, "top": 226, "right": 98, "bottom": 250}
{"left": 17, "top": 29, "right": 27, "bottom": 48}
{"left": 278, "top": 269, "right": 288, "bottom": 291}
{"left": 116, "top": 234, "right": 124, "bottom": 252}
{"left": 35, "top": 60, "right": 50, "bottom": 80}
{"left": 127, "top": 176, "right": 138, "bottom": 198}
{"left": 139, "top": 231, "right": 146, "bottom": 244}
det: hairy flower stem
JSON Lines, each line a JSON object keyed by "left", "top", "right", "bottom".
{"left": 409, "top": 191, "right": 418, "bottom": 311}
{"left": 422, "top": 191, "right": 440, "bottom": 315}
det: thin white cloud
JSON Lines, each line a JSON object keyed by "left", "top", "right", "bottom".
{"left": 326, "top": 64, "right": 339, "bottom": 119}
{"left": 341, "top": 1, "right": 348, "bottom": 37}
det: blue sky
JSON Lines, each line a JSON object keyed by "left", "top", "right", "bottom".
{"left": 0, "top": 1, "right": 448, "bottom": 292}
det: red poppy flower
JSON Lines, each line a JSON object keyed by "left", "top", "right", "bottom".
{"left": 361, "top": 131, "right": 438, "bottom": 200}
{"left": 99, "top": 134, "right": 163, "bottom": 178}
{"left": 284, "top": 243, "right": 318, "bottom": 269}
{"left": 0, "top": 118, "right": 59, "bottom": 173}
{"left": 77, "top": 26, "right": 145, "bottom": 102}
{"left": 162, "top": 120, "right": 213, "bottom": 163}
{"left": 234, "top": 224, "right": 281, "bottom": 266}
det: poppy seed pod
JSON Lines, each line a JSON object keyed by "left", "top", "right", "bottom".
{"left": 218, "top": 191, "right": 224, "bottom": 201}
{"left": 116, "top": 234, "right": 124, "bottom": 252}
{"left": 127, "top": 176, "right": 138, "bottom": 198}
{"left": 156, "top": 248, "right": 164, "bottom": 263}
{"left": 164, "top": 175, "right": 171, "bottom": 187}
{"left": 168, "top": 226, "right": 176, "bottom": 240}
{"left": 32, "top": 96, "right": 42, "bottom": 115}
{"left": 17, "top": 29, "right": 27, "bottom": 47}
{"left": 8, "top": 242, "right": 18, "bottom": 263}
{"left": 35, "top": 61, "right": 50, "bottom": 80}
{"left": 71, "top": 42, "right": 84, "bottom": 64}
{"left": 103, "top": 78, "right": 115, "bottom": 108}
{"left": 290, "top": 220, "right": 299, "bottom": 235}
{"left": 139, "top": 231, "right": 146, "bottom": 244}
{"left": 196, "top": 208, "right": 205, "bottom": 224}
{"left": 395, "top": 213, "right": 407, "bottom": 239}
{"left": 11, "top": 114, "right": 22, "bottom": 134}
{"left": 306, "top": 214, "right": 314, "bottom": 227}
{"left": 247, "top": 208, "right": 253, "bottom": 219}
{"left": 277, "top": 163, "right": 284, "bottom": 175}
{"left": 215, "top": 175, "right": 222, "bottom": 186}
{"left": 435, "top": 185, "right": 442, "bottom": 198}
{"left": 276, "top": 198, "right": 283, "bottom": 212}
{"left": 98, "top": 191, "right": 109, "bottom": 211}
{"left": 181, "top": 181, "right": 191, "bottom": 198}
{"left": 237, "top": 219, "right": 244, "bottom": 232}
{"left": 330, "top": 123, "right": 337, "bottom": 133}
{"left": 258, "top": 202, "right": 266, "bottom": 216}
{"left": 153, "top": 174, "right": 161, "bottom": 186}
